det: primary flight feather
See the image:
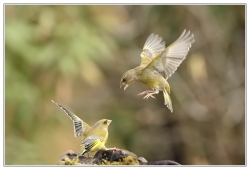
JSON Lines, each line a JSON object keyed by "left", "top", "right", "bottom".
{"left": 120, "top": 30, "right": 195, "bottom": 112}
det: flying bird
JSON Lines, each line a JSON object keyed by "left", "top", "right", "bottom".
{"left": 52, "top": 100, "right": 112, "bottom": 156}
{"left": 120, "top": 30, "right": 195, "bottom": 112}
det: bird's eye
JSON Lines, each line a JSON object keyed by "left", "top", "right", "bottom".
{"left": 103, "top": 120, "right": 107, "bottom": 124}
{"left": 122, "top": 78, "right": 126, "bottom": 82}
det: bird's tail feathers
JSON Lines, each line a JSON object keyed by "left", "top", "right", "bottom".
{"left": 163, "top": 89, "right": 173, "bottom": 112}
{"left": 78, "top": 146, "right": 86, "bottom": 157}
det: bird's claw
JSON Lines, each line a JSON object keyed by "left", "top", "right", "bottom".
{"left": 137, "top": 90, "right": 154, "bottom": 97}
{"left": 143, "top": 93, "right": 156, "bottom": 99}
{"left": 108, "top": 147, "right": 117, "bottom": 151}
{"left": 137, "top": 91, "right": 148, "bottom": 96}
{"left": 137, "top": 90, "right": 156, "bottom": 99}
{"left": 108, "top": 147, "right": 117, "bottom": 154}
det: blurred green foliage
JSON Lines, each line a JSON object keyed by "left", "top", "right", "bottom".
{"left": 5, "top": 5, "right": 245, "bottom": 165}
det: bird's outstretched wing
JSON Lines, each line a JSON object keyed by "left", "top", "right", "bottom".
{"left": 147, "top": 29, "right": 195, "bottom": 79}
{"left": 51, "top": 100, "right": 91, "bottom": 137}
{"left": 140, "top": 33, "right": 166, "bottom": 67}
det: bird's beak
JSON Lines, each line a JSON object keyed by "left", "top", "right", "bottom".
{"left": 107, "top": 120, "right": 112, "bottom": 125}
{"left": 123, "top": 84, "right": 128, "bottom": 91}
{"left": 120, "top": 82, "right": 129, "bottom": 91}
{"left": 120, "top": 82, "right": 123, "bottom": 89}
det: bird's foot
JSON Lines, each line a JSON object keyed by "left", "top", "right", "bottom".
{"left": 108, "top": 147, "right": 117, "bottom": 151}
{"left": 143, "top": 92, "right": 156, "bottom": 99}
{"left": 137, "top": 90, "right": 154, "bottom": 97}
{"left": 108, "top": 147, "right": 117, "bottom": 154}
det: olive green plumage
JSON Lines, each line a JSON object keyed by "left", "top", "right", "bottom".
{"left": 120, "top": 30, "right": 195, "bottom": 112}
{"left": 52, "top": 100, "right": 112, "bottom": 156}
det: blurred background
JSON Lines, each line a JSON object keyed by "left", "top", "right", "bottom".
{"left": 5, "top": 5, "right": 245, "bottom": 165}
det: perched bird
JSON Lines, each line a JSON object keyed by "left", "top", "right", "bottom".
{"left": 120, "top": 29, "right": 195, "bottom": 112}
{"left": 51, "top": 100, "right": 112, "bottom": 156}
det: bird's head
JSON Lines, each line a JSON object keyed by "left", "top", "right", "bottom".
{"left": 120, "top": 69, "right": 138, "bottom": 91}
{"left": 93, "top": 119, "right": 112, "bottom": 130}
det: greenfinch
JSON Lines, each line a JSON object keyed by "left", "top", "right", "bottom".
{"left": 120, "top": 30, "right": 195, "bottom": 112}
{"left": 52, "top": 100, "right": 112, "bottom": 156}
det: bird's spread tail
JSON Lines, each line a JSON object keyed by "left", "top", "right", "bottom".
{"left": 163, "top": 89, "right": 173, "bottom": 112}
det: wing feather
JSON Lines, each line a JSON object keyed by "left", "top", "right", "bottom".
{"left": 51, "top": 100, "right": 91, "bottom": 137}
{"left": 81, "top": 139, "right": 102, "bottom": 154}
{"left": 147, "top": 29, "right": 195, "bottom": 79}
{"left": 140, "top": 33, "right": 166, "bottom": 66}
{"left": 80, "top": 133, "right": 106, "bottom": 154}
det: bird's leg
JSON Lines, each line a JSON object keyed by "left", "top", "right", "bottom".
{"left": 108, "top": 147, "right": 117, "bottom": 151}
{"left": 137, "top": 90, "right": 155, "bottom": 98}
{"left": 108, "top": 147, "right": 117, "bottom": 154}
{"left": 108, "top": 147, "right": 117, "bottom": 150}
{"left": 143, "top": 88, "right": 159, "bottom": 99}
